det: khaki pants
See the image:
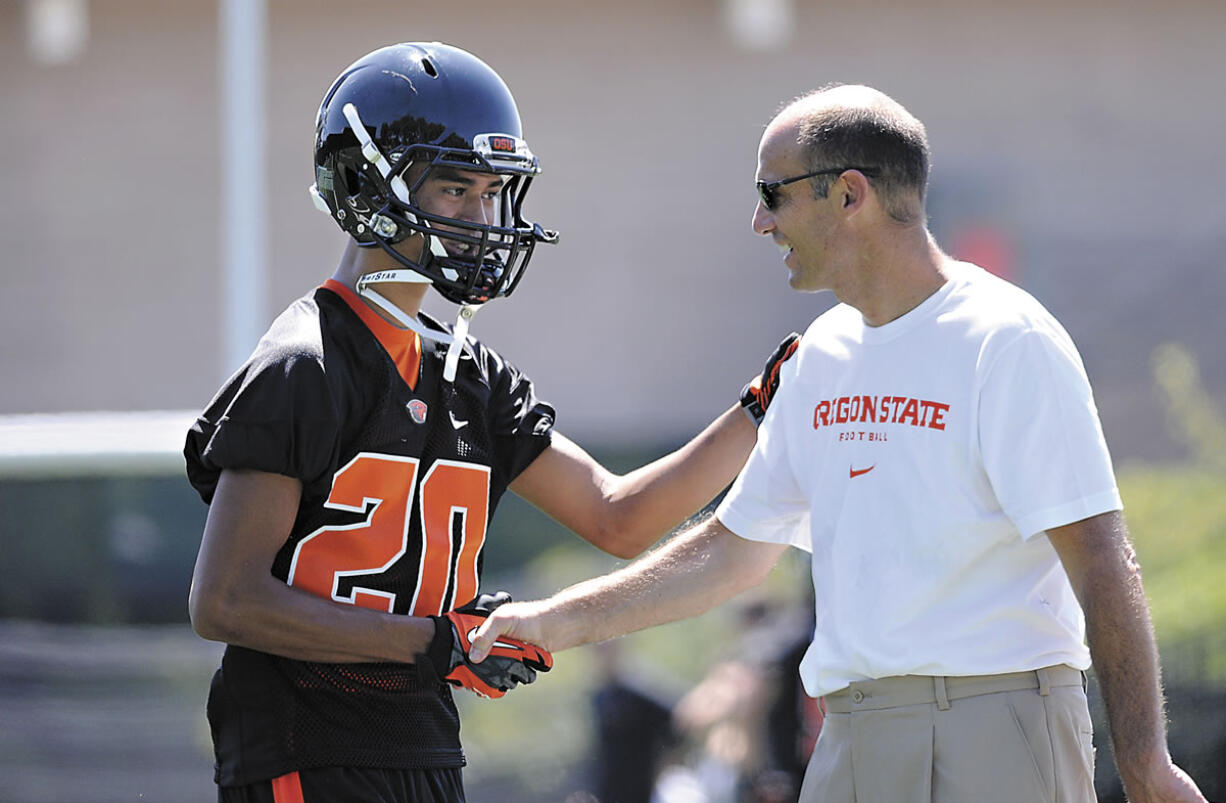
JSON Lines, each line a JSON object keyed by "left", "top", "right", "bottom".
{"left": 800, "top": 665, "right": 1096, "bottom": 803}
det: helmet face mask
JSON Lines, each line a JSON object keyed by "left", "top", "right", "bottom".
{"left": 377, "top": 142, "right": 540, "bottom": 305}
{"left": 311, "top": 43, "right": 557, "bottom": 306}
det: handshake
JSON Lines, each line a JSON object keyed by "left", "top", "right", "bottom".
{"left": 420, "top": 591, "right": 552, "bottom": 699}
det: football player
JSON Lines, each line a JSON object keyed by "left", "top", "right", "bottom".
{"left": 185, "top": 42, "right": 791, "bottom": 803}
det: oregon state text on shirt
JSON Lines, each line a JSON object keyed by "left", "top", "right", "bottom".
{"left": 813, "top": 394, "right": 950, "bottom": 431}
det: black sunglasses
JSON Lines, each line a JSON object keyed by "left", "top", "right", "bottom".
{"left": 756, "top": 166, "right": 880, "bottom": 211}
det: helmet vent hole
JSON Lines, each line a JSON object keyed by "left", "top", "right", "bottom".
{"left": 422, "top": 58, "right": 438, "bottom": 78}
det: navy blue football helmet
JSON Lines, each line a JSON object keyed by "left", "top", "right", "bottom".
{"left": 311, "top": 42, "right": 557, "bottom": 305}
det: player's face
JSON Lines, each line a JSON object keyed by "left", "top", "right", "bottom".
{"left": 751, "top": 120, "right": 840, "bottom": 293}
{"left": 409, "top": 165, "right": 507, "bottom": 259}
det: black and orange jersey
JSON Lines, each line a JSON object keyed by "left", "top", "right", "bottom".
{"left": 184, "top": 280, "right": 554, "bottom": 786}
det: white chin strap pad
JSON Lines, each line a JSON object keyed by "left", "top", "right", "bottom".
{"left": 358, "top": 269, "right": 432, "bottom": 289}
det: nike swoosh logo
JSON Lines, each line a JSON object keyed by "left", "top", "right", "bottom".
{"left": 849, "top": 465, "right": 876, "bottom": 479}
{"left": 449, "top": 411, "right": 468, "bottom": 429}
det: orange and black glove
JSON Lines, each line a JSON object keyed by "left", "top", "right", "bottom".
{"left": 420, "top": 591, "right": 553, "bottom": 699}
{"left": 740, "top": 332, "right": 801, "bottom": 426}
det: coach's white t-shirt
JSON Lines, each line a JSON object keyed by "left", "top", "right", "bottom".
{"left": 716, "top": 261, "right": 1122, "bottom": 698}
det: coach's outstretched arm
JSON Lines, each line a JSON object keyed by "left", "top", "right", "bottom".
{"left": 508, "top": 333, "right": 799, "bottom": 561}
{"left": 1047, "top": 511, "right": 1207, "bottom": 803}
{"left": 469, "top": 517, "right": 788, "bottom": 659}
{"left": 509, "top": 409, "right": 755, "bottom": 561}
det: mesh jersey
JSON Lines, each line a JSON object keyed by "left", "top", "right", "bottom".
{"left": 184, "top": 281, "right": 555, "bottom": 786}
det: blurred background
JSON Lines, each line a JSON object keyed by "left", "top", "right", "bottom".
{"left": 1, "top": 0, "right": 1224, "bottom": 800}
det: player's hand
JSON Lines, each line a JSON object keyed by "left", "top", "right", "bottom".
{"left": 467, "top": 602, "right": 549, "bottom": 666}
{"left": 739, "top": 332, "right": 801, "bottom": 426}
{"left": 421, "top": 592, "right": 553, "bottom": 699}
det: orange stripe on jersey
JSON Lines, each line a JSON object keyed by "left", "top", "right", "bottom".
{"left": 270, "top": 771, "right": 305, "bottom": 803}
{"left": 323, "top": 278, "right": 422, "bottom": 391}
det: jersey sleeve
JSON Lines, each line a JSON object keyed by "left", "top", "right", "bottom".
{"left": 184, "top": 350, "right": 341, "bottom": 504}
{"left": 978, "top": 327, "right": 1122, "bottom": 539}
{"left": 715, "top": 373, "right": 811, "bottom": 551}
{"left": 483, "top": 349, "right": 555, "bottom": 483}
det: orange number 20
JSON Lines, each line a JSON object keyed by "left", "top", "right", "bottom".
{"left": 287, "top": 453, "right": 490, "bottom": 616}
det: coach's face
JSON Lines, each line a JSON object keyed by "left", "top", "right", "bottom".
{"left": 751, "top": 116, "right": 840, "bottom": 293}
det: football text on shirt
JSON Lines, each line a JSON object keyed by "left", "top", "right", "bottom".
{"left": 813, "top": 394, "right": 950, "bottom": 431}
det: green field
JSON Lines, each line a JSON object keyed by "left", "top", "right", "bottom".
{"left": 1117, "top": 464, "right": 1226, "bottom": 680}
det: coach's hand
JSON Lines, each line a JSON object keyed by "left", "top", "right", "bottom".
{"left": 1120, "top": 755, "right": 1208, "bottom": 803}
{"left": 739, "top": 332, "right": 801, "bottom": 426}
{"left": 421, "top": 592, "right": 553, "bottom": 699}
{"left": 467, "top": 601, "right": 551, "bottom": 666}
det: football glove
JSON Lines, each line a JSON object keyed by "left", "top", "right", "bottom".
{"left": 420, "top": 592, "right": 553, "bottom": 699}
{"left": 739, "top": 332, "right": 801, "bottom": 426}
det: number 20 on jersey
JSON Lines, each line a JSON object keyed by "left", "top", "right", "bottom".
{"left": 286, "top": 452, "right": 490, "bottom": 616}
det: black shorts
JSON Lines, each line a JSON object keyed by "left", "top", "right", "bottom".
{"left": 219, "top": 766, "right": 466, "bottom": 803}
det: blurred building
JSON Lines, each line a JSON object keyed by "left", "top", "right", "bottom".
{"left": 1, "top": 0, "right": 1224, "bottom": 461}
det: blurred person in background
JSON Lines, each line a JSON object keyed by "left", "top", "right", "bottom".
{"left": 470, "top": 84, "right": 1208, "bottom": 803}
{"left": 583, "top": 641, "right": 677, "bottom": 803}
{"left": 185, "top": 42, "right": 793, "bottom": 803}
{"left": 652, "top": 598, "right": 814, "bottom": 803}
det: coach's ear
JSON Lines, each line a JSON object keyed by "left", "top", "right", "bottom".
{"left": 837, "top": 169, "right": 872, "bottom": 216}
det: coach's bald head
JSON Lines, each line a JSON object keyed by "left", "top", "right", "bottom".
{"left": 770, "top": 84, "right": 930, "bottom": 225}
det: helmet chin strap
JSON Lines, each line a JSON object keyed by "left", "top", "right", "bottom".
{"left": 342, "top": 100, "right": 480, "bottom": 384}
{"left": 343, "top": 103, "right": 410, "bottom": 205}
{"left": 359, "top": 281, "right": 481, "bottom": 383}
